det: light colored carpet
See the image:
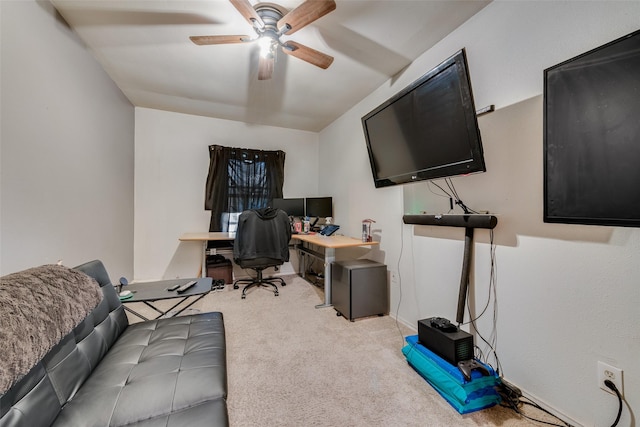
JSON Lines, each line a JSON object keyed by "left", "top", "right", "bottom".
{"left": 128, "top": 275, "right": 558, "bottom": 426}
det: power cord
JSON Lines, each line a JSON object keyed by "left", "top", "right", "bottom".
{"left": 497, "top": 383, "right": 574, "bottom": 427}
{"left": 394, "top": 218, "right": 406, "bottom": 346}
{"left": 604, "top": 380, "right": 622, "bottom": 427}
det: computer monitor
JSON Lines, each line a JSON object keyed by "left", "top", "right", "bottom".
{"left": 272, "top": 198, "right": 305, "bottom": 217}
{"left": 305, "top": 197, "right": 333, "bottom": 218}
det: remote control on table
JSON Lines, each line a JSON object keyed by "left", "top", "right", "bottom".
{"left": 167, "top": 284, "right": 181, "bottom": 291}
{"left": 176, "top": 280, "right": 198, "bottom": 293}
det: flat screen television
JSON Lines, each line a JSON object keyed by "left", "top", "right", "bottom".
{"left": 272, "top": 197, "right": 305, "bottom": 217}
{"left": 544, "top": 29, "right": 640, "bottom": 227}
{"left": 361, "top": 48, "right": 485, "bottom": 188}
{"left": 305, "top": 197, "right": 333, "bottom": 218}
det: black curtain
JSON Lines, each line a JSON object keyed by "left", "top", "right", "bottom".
{"left": 205, "top": 145, "right": 285, "bottom": 231}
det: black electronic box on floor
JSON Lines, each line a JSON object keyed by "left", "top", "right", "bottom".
{"left": 418, "top": 317, "right": 474, "bottom": 365}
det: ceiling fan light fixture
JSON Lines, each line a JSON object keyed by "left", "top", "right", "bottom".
{"left": 258, "top": 36, "right": 275, "bottom": 58}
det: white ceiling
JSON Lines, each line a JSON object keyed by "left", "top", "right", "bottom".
{"left": 51, "top": 0, "right": 490, "bottom": 132}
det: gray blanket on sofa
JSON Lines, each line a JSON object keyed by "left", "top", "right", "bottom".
{"left": 0, "top": 264, "right": 103, "bottom": 394}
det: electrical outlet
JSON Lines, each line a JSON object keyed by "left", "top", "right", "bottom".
{"left": 390, "top": 271, "right": 398, "bottom": 284}
{"left": 598, "top": 361, "right": 623, "bottom": 396}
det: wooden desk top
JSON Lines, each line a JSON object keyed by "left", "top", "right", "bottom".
{"left": 179, "top": 232, "right": 235, "bottom": 241}
{"left": 291, "top": 233, "right": 379, "bottom": 249}
{"left": 180, "top": 232, "right": 378, "bottom": 249}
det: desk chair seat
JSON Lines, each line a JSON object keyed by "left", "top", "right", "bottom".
{"left": 233, "top": 257, "right": 286, "bottom": 299}
{"left": 233, "top": 207, "right": 292, "bottom": 300}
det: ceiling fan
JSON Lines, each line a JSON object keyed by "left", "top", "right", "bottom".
{"left": 190, "top": 0, "right": 336, "bottom": 80}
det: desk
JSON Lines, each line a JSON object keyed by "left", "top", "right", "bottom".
{"left": 122, "top": 277, "right": 213, "bottom": 321}
{"left": 179, "top": 232, "right": 235, "bottom": 277}
{"left": 291, "top": 234, "right": 379, "bottom": 309}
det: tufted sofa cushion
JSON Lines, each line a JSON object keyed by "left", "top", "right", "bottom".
{"left": 0, "top": 260, "right": 228, "bottom": 427}
{"left": 53, "top": 313, "right": 228, "bottom": 426}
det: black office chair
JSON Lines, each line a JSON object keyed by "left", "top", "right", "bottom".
{"left": 232, "top": 207, "right": 292, "bottom": 299}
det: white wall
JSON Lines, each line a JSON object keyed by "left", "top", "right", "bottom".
{"left": 6, "top": 1, "right": 637, "bottom": 424}
{"left": 318, "top": 2, "right": 640, "bottom": 426}
{"left": 0, "top": 0, "right": 135, "bottom": 277}
{"left": 134, "top": 108, "right": 319, "bottom": 280}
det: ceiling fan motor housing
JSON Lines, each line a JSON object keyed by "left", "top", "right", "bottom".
{"left": 255, "top": 3, "right": 287, "bottom": 37}
{"left": 256, "top": 4, "right": 284, "bottom": 57}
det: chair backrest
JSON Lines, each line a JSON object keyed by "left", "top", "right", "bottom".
{"left": 233, "top": 208, "right": 291, "bottom": 267}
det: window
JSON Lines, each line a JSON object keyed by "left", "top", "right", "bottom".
{"left": 205, "top": 145, "right": 285, "bottom": 232}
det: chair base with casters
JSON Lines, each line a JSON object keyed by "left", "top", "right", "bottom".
{"left": 233, "top": 258, "right": 286, "bottom": 299}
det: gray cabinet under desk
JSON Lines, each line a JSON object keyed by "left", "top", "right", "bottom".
{"left": 331, "top": 259, "right": 388, "bottom": 321}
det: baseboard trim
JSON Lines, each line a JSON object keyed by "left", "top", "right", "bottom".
{"left": 388, "top": 312, "right": 417, "bottom": 333}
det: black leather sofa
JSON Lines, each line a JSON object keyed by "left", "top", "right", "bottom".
{"left": 0, "top": 260, "right": 228, "bottom": 427}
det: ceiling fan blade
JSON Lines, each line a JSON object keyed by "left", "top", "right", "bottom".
{"left": 190, "top": 35, "right": 251, "bottom": 45}
{"left": 278, "top": 0, "right": 336, "bottom": 35}
{"left": 258, "top": 54, "right": 275, "bottom": 80}
{"left": 229, "top": 0, "right": 265, "bottom": 29}
{"left": 282, "top": 41, "right": 333, "bottom": 69}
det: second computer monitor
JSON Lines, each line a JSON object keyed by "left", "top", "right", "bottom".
{"left": 305, "top": 197, "right": 333, "bottom": 218}
{"left": 272, "top": 197, "right": 305, "bottom": 217}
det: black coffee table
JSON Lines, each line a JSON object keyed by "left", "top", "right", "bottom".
{"left": 121, "top": 277, "right": 213, "bottom": 321}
